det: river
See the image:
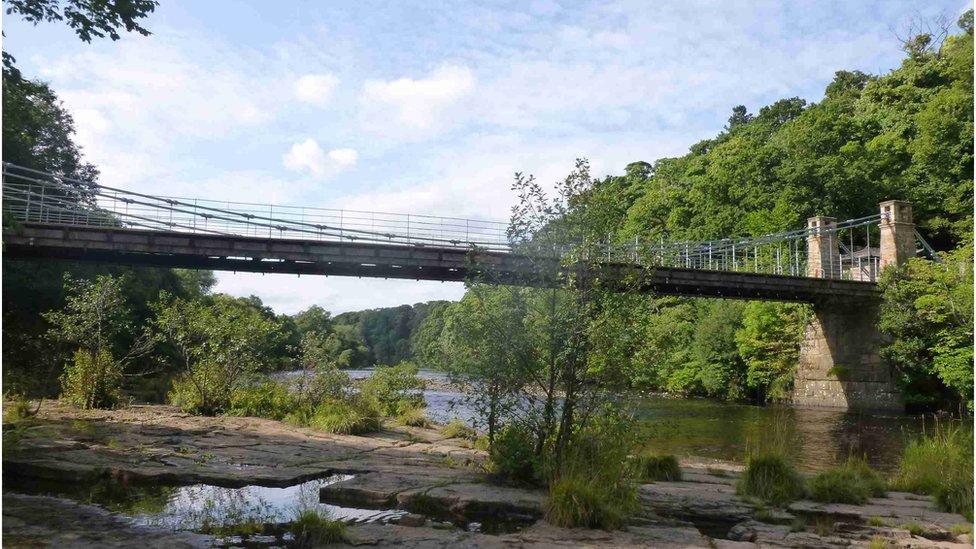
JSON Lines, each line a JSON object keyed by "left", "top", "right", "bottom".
{"left": 281, "top": 368, "right": 968, "bottom": 473}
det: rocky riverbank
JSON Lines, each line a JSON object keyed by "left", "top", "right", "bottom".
{"left": 2, "top": 402, "right": 971, "bottom": 548}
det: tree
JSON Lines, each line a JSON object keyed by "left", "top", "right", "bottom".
{"left": 42, "top": 274, "right": 152, "bottom": 408}
{"left": 152, "top": 293, "right": 283, "bottom": 415}
{"left": 5, "top": 0, "right": 158, "bottom": 42}
{"left": 735, "top": 302, "right": 809, "bottom": 402}
{"left": 294, "top": 305, "right": 334, "bottom": 336}
{"left": 878, "top": 244, "right": 974, "bottom": 411}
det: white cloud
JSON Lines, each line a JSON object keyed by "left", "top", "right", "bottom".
{"left": 295, "top": 73, "right": 340, "bottom": 106}
{"left": 361, "top": 64, "right": 474, "bottom": 131}
{"left": 283, "top": 139, "right": 358, "bottom": 178}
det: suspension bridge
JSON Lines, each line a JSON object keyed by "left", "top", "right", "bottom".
{"left": 1, "top": 163, "right": 930, "bottom": 411}
{"left": 0, "top": 163, "right": 930, "bottom": 302}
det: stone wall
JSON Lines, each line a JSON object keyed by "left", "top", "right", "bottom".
{"left": 793, "top": 300, "right": 902, "bottom": 411}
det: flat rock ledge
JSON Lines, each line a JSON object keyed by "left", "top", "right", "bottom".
{"left": 3, "top": 401, "right": 972, "bottom": 548}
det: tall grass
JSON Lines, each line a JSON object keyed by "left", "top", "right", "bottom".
{"left": 891, "top": 422, "right": 973, "bottom": 520}
{"left": 543, "top": 414, "right": 640, "bottom": 530}
{"left": 808, "top": 457, "right": 886, "bottom": 504}
{"left": 634, "top": 453, "right": 682, "bottom": 482}
{"left": 737, "top": 416, "right": 805, "bottom": 506}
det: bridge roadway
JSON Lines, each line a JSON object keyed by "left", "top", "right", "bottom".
{"left": 3, "top": 223, "right": 879, "bottom": 303}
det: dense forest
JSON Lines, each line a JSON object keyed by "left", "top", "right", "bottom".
{"left": 333, "top": 301, "right": 451, "bottom": 366}
{"left": 2, "top": 12, "right": 971, "bottom": 413}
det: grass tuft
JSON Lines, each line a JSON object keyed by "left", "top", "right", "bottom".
{"left": 868, "top": 535, "right": 891, "bottom": 549}
{"left": 635, "top": 453, "right": 682, "bottom": 482}
{"left": 440, "top": 419, "right": 478, "bottom": 440}
{"left": 397, "top": 407, "right": 431, "bottom": 428}
{"left": 3, "top": 394, "right": 39, "bottom": 423}
{"left": 736, "top": 454, "right": 805, "bottom": 506}
{"left": 808, "top": 457, "right": 886, "bottom": 504}
{"left": 304, "top": 398, "right": 381, "bottom": 435}
{"left": 545, "top": 473, "right": 636, "bottom": 530}
{"left": 291, "top": 510, "right": 346, "bottom": 547}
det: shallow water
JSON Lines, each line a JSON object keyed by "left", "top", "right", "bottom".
{"left": 6, "top": 474, "right": 407, "bottom": 531}
{"left": 293, "top": 368, "right": 970, "bottom": 473}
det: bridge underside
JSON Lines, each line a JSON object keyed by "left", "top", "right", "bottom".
{"left": 4, "top": 224, "right": 879, "bottom": 303}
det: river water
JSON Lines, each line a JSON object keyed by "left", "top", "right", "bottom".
{"left": 289, "top": 368, "right": 968, "bottom": 474}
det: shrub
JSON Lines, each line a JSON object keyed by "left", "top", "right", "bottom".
{"left": 227, "top": 379, "right": 295, "bottom": 420}
{"left": 291, "top": 510, "right": 345, "bottom": 547}
{"left": 808, "top": 458, "right": 886, "bottom": 504}
{"left": 635, "top": 453, "right": 682, "bottom": 482}
{"left": 737, "top": 454, "right": 806, "bottom": 506}
{"left": 441, "top": 419, "right": 478, "bottom": 440}
{"left": 168, "top": 361, "right": 232, "bottom": 416}
{"left": 489, "top": 424, "right": 540, "bottom": 485}
{"left": 60, "top": 349, "right": 125, "bottom": 410}
{"left": 360, "top": 362, "right": 426, "bottom": 417}
{"left": 891, "top": 424, "right": 973, "bottom": 520}
{"left": 397, "top": 406, "right": 431, "bottom": 428}
{"left": 543, "top": 416, "right": 640, "bottom": 530}
{"left": 305, "top": 397, "right": 381, "bottom": 435}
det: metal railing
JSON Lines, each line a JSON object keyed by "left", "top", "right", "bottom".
{"left": 1, "top": 162, "right": 893, "bottom": 281}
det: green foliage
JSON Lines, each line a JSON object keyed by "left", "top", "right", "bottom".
{"left": 360, "top": 362, "right": 426, "bottom": 417}
{"left": 333, "top": 301, "right": 450, "bottom": 366}
{"left": 396, "top": 406, "right": 431, "bottom": 428}
{"left": 737, "top": 455, "right": 806, "bottom": 506}
{"left": 735, "top": 302, "right": 809, "bottom": 402}
{"left": 153, "top": 293, "right": 283, "bottom": 415}
{"left": 635, "top": 453, "right": 682, "bottom": 482}
{"left": 3, "top": 393, "right": 38, "bottom": 423}
{"left": 60, "top": 348, "right": 125, "bottom": 409}
{"left": 290, "top": 509, "right": 346, "bottom": 547}
{"left": 440, "top": 419, "right": 478, "bottom": 440}
{"left": 543, "top": 416, "right": 640, "bottom": 530}
{"left": 5, "top": 0, "right": 158, "bottom": 43}
{"left": 227, "top": 379, "right": 296, "bottom": 421}
{"left": 879, "top": 244, "right": 974, "bottom": 410}
{"left": 488, "top": 424, "right": 541, "bottom": 486}
{"left": 808, "top": 458, "right": 886, "bottom": 504}
{"left": 891, "top": 423, "right": 973, "bottom": 519}
{"left": 302, "top": 397, "right": 381, "bottom": 435}
{"left": 167, "top": 361, "right": 231, "bottom": 416}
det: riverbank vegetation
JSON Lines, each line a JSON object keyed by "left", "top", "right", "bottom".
{"left": 891, "top": 422, "right": 973, "bottom": 519}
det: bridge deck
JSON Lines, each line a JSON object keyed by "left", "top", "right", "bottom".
{"left": 3, "top": 224, "right": 879, "bottom": 303}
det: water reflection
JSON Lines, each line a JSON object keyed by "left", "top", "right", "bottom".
{"left": 281, "top": 368, "right": 972, "bottom": 473}
{"left": 133, "top": 475, "right": 407, "bottom": 531}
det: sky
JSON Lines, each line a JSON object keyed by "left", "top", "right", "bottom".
{"left": 3, "top": 0, "right": 969, "bottom": 315}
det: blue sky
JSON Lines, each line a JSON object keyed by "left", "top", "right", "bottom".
{"left": 4, "top": 0, "right": 968, "bottom": 314}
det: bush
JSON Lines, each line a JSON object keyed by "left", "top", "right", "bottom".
{"left": 304, "top": 397, "right": 381, "bottom": 435}
{"left": 291, "top": 510, "right": 345, "bottom": 547}
{"left": 60, "top": 349, "right": 125, "bottom": 410}
{"left": 397, "top": 406, "right": 431, "bottom": 428}
{"left": 808, "top": 457, "right": 886, "bottom": 504}
{"left": 489, "top": 424, "right": 541, "bottom": 485}
{"left": 891, "top": 424, "right": 973, "bottom": 519}
{"left": 546, "top": 473, "right": 635, "bottom": 530}
{"left": 168, "top": 361, "right": 232, "bottom": 416}
{"left": 227, "top": 379, "right": 296, "bottom": 420}
{"left": 635, "top": 453, "right": 682, "bottom": 482}
{"left": 441, "top": 419, "right": 478, "bottom": 440}
{"left": 737, "top": 454, "right": 806, "bottom": 506}
{"left": 360, "top": 362, "right": 426, "bottom": 416}
{"left": 543, "top": 416, "right": 640, "bottom": 530}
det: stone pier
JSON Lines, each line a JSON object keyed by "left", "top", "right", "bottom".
{"left": 793, "top": 201, "right": 914, "bottom": 411}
